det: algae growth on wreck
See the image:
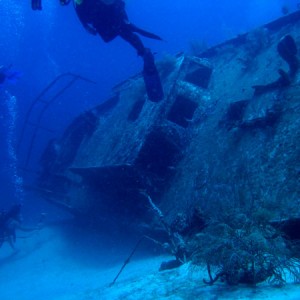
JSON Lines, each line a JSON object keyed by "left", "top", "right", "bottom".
{"left": 1, "top": 1, "right": 300, "bottom": 299}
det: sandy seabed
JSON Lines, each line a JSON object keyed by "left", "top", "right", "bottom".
{"left": 0, "top": 225, "right": 299, "bottom": 300}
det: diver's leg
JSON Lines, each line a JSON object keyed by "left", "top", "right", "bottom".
{"left": 142, "top": 48, "right": 164, "bottom": 101}
{"left": 119, "top": 27, "right": 164, "bottom": 101}
{"left": 118, "top": 27, "right": 146, "bottom": 56}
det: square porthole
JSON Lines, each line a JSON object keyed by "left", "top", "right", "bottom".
{"left": 167, "top": 95, "right": 198, "bottom": 128}
{"left": 135, "top": 130, "right": 181, "bottom": 176}
{"left": 184, "top": 62, "right": 212, "bottom": 89}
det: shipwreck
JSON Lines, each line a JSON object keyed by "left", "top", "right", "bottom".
{"left": 26, "top": 11, "right": 300, "bottom": 232}
{"left": 18, "top": 10, "right": 300, "bottom": 285}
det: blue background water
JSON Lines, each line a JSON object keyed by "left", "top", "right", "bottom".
{"left": 0, "top": 0, "right": 299, "bottom": 215}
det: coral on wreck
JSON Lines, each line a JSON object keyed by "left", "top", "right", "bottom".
{"left": 188, "top": 210, "right": 300, "bottom": 286}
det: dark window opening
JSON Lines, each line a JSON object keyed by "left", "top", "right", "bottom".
{"left": 167, "top": 95, "right": 198, "bottom": 128}
{"left": 135, "top": 130, "right": 181, "bottom": 177}
{"left": 219, "top": 99, "right": 250, "bottom": 130}
{"left": 184, "top": 63, "right": 212, "bottom": 89}
{"left": 226, "top": 100, "right": 250, "bottom": 121}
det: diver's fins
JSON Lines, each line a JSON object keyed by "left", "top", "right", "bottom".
{"left": 130, "top": 24, "right": 163, "bottom": 41}
{"left": 143, "top": 49, "right": 164, "bottom": 102}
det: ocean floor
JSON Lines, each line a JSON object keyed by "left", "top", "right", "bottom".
{"left": 0, "top": 223, "right": 299, "bottom": 300}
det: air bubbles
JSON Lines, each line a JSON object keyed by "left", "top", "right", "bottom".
{"left": 4, "top": 90, "right": 24, "bottom": 202}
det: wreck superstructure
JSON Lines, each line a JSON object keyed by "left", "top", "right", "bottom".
{"left": 36, "top": 11, "right": 300, "bottom": 232}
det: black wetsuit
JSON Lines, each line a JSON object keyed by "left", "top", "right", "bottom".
{"left": 74, "top": 0, "right": 164, "bottom": 101}
{"left": 74, "top": 0, "right": 146, "bottom": 56}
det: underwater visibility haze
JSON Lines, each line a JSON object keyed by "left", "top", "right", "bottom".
{"left": 0, "top": 0, "right": 300, "bottom": 299}
{"left": 0, "top": 0, "right": 296, "bottom": 203}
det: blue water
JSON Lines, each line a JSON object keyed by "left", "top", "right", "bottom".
{"left": 0, "top": 1, "right": 299, "bottom": 298}
{"left": 0, "top": 0, "right": 298, "bottom": 239}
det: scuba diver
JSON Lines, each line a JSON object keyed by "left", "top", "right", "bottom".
{"left": 0, "top": 204, "right": 40, "bottom": 251}
{"left": 31, "top": 0, "right": 164, "bottom": 102}
{"left": 0, "top": 65, "right": 22, "bottom": 86}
